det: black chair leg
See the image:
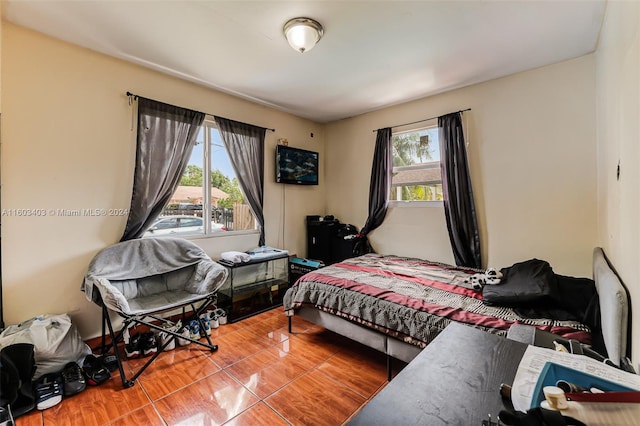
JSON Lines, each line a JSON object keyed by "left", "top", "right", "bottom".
{"left": 101, "top": 305, "right": 135, "bottom": 388}
{"left": 190, "top": 301, "right": 218, "bottom": 352}
{"left": 97, "top": 295, "right": 221, "bottom": 388}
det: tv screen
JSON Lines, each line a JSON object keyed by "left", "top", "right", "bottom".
{"left": 276, "top": 145, "right": 319, "bottom": 185}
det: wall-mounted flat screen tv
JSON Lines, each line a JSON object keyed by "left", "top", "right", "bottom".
{"left": 276, "top": 145, "right": 319, "bottom": 185}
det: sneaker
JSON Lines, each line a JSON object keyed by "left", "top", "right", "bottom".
{"left": 178, "top": 328, "right": 192, "bottom": 346}
{"left": 199, "top": 315, "right": 211, "bottom": 337}
{"left": 156, "top": 323, "right": 176, "bottom": 351}
{"left": 125, "top": 333, "right": 141, "bottom": 359}
{"left": 0, "top": 405, "right": 15, "bottom": 426}
{"left": 82, "top": 355, "right": 111, "bottom": 386}
{"left": 188, "top": 319, "right": 200, "bottom": 340}
{"left": 179, "top": 329, "right": 192, "bottom": 346}
{"left": 209, "top": 314, "right": 220, "bottom": 329}
{"left": 61, "top": 362, "right": 86, "bottom": 396}
{"left": 139, "top": 332, "right": 157, "bottom": 357}
{"left": 97, "top": 354, "right": 119, "bottom": 372}
{"left": 175, "top": 320, "right": 191, "bottom": 346}
{"left": 33, "top": 373, "right": 63, "bottom": 410}
{"left": 215, "top": 308, "right": 228, "bottom": 325}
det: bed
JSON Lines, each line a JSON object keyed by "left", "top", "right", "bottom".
{"left": 283, "top": 247, "right": 630, "bottom": 378}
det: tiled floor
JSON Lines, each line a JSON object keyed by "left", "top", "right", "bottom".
{"left": 16, "top": 308, "right": 394, "bottom": 426}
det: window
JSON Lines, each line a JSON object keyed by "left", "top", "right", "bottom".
{"left": 151, "top": 119, "right": 257, "bottom": 237}
{"left": 391, "top": 126, "right": 442, "bottom": 202}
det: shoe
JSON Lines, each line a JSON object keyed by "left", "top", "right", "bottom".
{"left": 199, "top": 315, "right": 211, "bottom": 337}
{"left": 139, "top": 332, "right": 157, "bottom": 357}
{"left": 97, "top": 354, "right": 119, "bottom": 372}
{"left": 204, "top": 309, "right": 220, "bottom": 329}
{"left": 0, "top": 405, "right": 15, "bottom": 426}
{"left": 178, "top": 328, "right": 192, "bottom": 346}
{"left": 209, "top": 314, "right": 220, "bottom": 329}
{"left": 175, "top": 321, "right": 191, "bottom": 346}
{"left": 156, "top": 323, "right": 176, "bottom": 351}
{"left": 125, "top": 333, "right": 141, "bottom": 359}
{"left": 188, "top": 319, "right": 200, "bottom": 340}
{"left": 32, "top": 373, "right": 63, "bottom": 410}
{"left": 82, "top": 355, "right": 110, "bottom": 386}
{"left": 215, "top": 308, "right": 228, "bottom": 325}
{"left": 60, "top": 362, "right": 86, "bottom": 396}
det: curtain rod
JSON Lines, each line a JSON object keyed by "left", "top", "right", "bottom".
{"left": 126, "top": 91, "right": 276, "bottom": 132}
{"left": 372, "top": 108, "right": 471, "bottom": 133}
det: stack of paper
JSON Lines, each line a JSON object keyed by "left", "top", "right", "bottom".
{"left": 512, "top": 346, "right": 640, "bottom": 425}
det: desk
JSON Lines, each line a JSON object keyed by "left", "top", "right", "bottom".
{"left": 349, "top": 323, "right": 528, "bottom": 425}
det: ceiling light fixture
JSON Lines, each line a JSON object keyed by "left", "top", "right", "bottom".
{"left": 283, "top": 17, "right": 324, "bottom": 53}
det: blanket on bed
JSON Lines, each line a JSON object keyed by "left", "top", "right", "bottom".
{"left": 283, "top": 254, "right": 591, "bottom": 348}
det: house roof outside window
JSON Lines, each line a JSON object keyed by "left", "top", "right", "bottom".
{"left": 170, "top": 186, "right": 229, "bottom": 206}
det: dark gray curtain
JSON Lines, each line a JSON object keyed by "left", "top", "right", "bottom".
{"left": 214, "top": 116, "right": 267, "bottom": 246}
{"left": 121, "top": 97, "right": 205, "bottom": 241}
{"left": 438, "top": 112, "right": 481, "bottom": 268}
{"left": 361, "top": 128, "right": 392, "bottom": 236}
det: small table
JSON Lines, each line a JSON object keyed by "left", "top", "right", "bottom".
{"left": 348, "top": 323, "right": 528, "bottom": 425}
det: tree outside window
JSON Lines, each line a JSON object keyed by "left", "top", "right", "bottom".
{"left": 391, "top": 126, "right": 442, "bottom": 202}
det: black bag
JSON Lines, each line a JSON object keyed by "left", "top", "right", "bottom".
{"left": 332, "top": 224, "right": 373, "bottom": 262}
{"left": 0, "top": 343, "right": 36, "bottom": 418}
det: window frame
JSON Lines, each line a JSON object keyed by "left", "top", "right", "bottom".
{"left": 389, "top": 124, "right": 444, "bottom": 207}
{"left": 157, "top": 118, "right": 259, "bottom": 239}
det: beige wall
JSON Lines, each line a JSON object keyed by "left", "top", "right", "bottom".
{"left": 326, "top": 56, "right": 598, "bottom": 277}
{"left": 0, "top": 23, "right": 325, "bottom": 338}
{"left": 595, "top": 1, "right": 640, "bottom": 367}
{"left": 0, "top": 8, "right": 3, "bottom": 111}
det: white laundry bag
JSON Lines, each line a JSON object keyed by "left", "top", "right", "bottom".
{"left": 0, "top": 313, "right": 91, "bottom": 379}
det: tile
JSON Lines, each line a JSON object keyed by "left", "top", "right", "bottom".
{"left": 266, "top": 370, "right": 366, "bottom": 426}
{"left": 288, "top": 316, "right": 327, "bottom": 334}
{"left": 206, "top": 328, "right": 276, "bottom": 368}
{"left": 154, "top": 370, "right": 259, "bottom": 425}
{"left": 34, "top": 308, "right": 389, "bottom": 425}
{"left": 317, "top": 346, "right": 387, "bottom": 397}
{"left": 225, "top": 346, "right": 310, "bottom": 398}
{"left": 222, "top": 402, "right": 289, "bottom": 426}
{"left": 13, "top": 410, "right": 42, "bottom": 426}
{"left": 40, "top": 376, "right": 151, "bottom": 426}
{"left": 230, "top": 310, "right": 278, "bottom": 327}
{"left": 104, "top": 404, "right": 165, "bottom": 426}
{"left": 244, "top": 308, "right": 282, "bottom": 323}
{"left": 275, "top": 330, "right": 343, "bottom": 367}
{"left": 132, "top": 345, "right": 221, "bottom": 401}
{"left": 208, "top": 320, "right": 245, "bottom": 337}
{"left": 242, "top": 313, "right": 291, "bottom": 344}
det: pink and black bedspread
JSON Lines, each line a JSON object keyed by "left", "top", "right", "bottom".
{"left": 283, "top": 254, "right": 591, "bottom": 348}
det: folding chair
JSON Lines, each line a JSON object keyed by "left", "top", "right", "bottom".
{"left": 82, "top": 237, "right": 228, "bottom": 388}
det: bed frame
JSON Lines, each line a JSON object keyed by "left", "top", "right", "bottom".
{"left": 287, "top": 247, "right": 631, "bottom": 380}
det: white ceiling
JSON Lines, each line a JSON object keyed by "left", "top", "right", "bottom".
{"left": 2, "top": 1, "right": 606, "bottom": 123}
